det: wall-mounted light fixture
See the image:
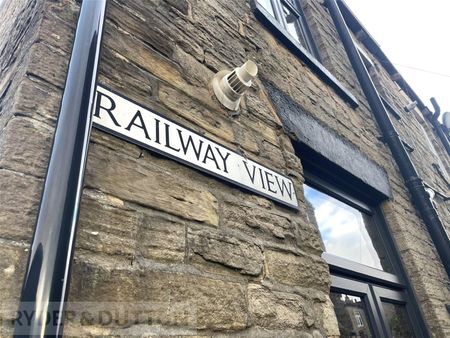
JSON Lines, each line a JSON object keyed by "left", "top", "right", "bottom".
{"left": 212, "top": 60, "right": 258, "bottom": 111}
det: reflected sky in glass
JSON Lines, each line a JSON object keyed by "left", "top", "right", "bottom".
{"left": 281, "top": 4, "right": 305, "bottom": 46}
{"left": 257, "top": 0, "right": 275, "bottom": 17}
{"left": 304, "top": 184, "right": 384, "bottom": 270}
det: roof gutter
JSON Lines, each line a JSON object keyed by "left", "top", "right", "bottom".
{"left": 426, "top": 98, "right": 450, "bottom": 157}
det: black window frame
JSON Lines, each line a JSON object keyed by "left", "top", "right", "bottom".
{"left": 252, "top": 0, "right": 359, "bottom": 107}
{"left": 331, "top": 275, "right": 416, "bottom": 337}
{"left": 301, "top": 158, "right": 430, "bottom": 337}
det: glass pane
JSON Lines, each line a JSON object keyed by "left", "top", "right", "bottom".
{"left": 381, "top": 302, "right": 414, "bottom": 338}
{"left": 281, "top": 4, "right": 308, "bottom": 47}
{"left": 331, "top": 292, "right": 374, "bottom": 338}
{"left": 257, "top": 0, "right": 275, "bottom": 17}
{"left": 304, "top": 184, "right": 393, "bottom": 272}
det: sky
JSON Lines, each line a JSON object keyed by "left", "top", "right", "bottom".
{"left": 304, "top": 185, "right": 384, "bottom": 270}
{"left": 344, "top": 0, "right": 450, "bottom": 118}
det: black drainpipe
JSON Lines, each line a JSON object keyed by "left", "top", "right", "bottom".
{"left": 325, "top": 0, "right": 450, "bottom": 278}
{"left": 14, "top": 0, "right": 107, "bottom": 337}
{"left": 423, "top": 98, "right": 450, "bottom": 157}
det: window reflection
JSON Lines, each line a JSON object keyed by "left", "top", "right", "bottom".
{"left": 257, "top": 0, "right": 275, "bottom": 17}
{"left": 381, "top": 302, "right": 415, "bottom": 338}
{"left": 331, "top": 292, "right": 373, "bottom": 338}
{"left": 304, "top": 184, "right": 392, "bottom": 272}
{"left": 281, "top": 4, "right": 308, "bottom": 47}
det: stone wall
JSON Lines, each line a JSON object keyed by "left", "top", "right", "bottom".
{"left": 0, "top": 0, "right": 72, "bottom": 335}
{"left": 356, "top": 37, "right": 450, "bottom": 335}
{"left": 0, "top": 0, "right": 449, "bottom": 337}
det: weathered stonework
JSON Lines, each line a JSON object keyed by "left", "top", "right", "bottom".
{"left": 1, "top": 0, "right": 449, "bottom": 337}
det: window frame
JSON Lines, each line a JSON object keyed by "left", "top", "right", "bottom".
{"left": 268, "top": 0, "right": 319, "bottom": 58}
{"left": 303, "top": 168, "right": 430, "bottom": 337}
{"left": 331, "top": 275, "right": 420, "bottom": 337}
{"left": 331, "top": 275, "right": 384, "bottom": 337}
{"left": 305, "top": 175, "right": 400, "bottom": 283}
{"left": 252, "top": 0, "right": 359, "bottom": 107}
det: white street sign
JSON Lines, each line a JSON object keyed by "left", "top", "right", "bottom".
{"left": 93, "top": 85, "right": 298, "bottom": 209}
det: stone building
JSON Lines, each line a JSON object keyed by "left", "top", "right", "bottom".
{"left": 1, "top": 0, "right": 450, "bottom": 337}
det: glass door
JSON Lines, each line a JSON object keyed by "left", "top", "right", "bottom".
{"left": 331, "top": 275, "right": 418, "bottom": 338}
{"left": 331, "top": 291, "right": 375, "bottom": 337}
{"left": 373, "top": 286, "right": 416, "bottom": 338}
{"left": 331, "top": 275, "right": 383, "bottom": 337}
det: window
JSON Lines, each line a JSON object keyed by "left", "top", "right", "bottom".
{"left": 331, "top": 293, "right": 373, "bottom": 336}
{"left": 304, "top": 184, "right": 393, "bottom": 273}
{"left": 257, "top": 0, "right": 318, "bottom": 57}
{"left": 253, "top": 0, "right": 359, "bottom": 107}
{"left": 301, "top": 168, "right": 429, "bottom": 337}
{"left": 354, "top": 310, "right": 364, "bottom": 328}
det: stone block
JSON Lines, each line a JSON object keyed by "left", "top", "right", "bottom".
{"left": 265, "top": 250, "right": 330, "bottom": 291}
{"left": 245, "top": 89, "right": 283, "bottom": 130}
{"left": 13, "top": 77, "right": 61, "bottom": 124}
{"left": 108, "top": 0, "right": 175, "bottom": 58}
{"left": 158, "top": 84, "right": 234, "bottom": 145}
{"left": 77, "top": 189, "right": 140, "bottom": 257}
{"left": 0, "top": 240, "right": 28, "bottom": 307}
{"left": 44, "top": 0, "right": 79, "bottom": 27}
{"left": 222, "top": 200, "right": 295, "bottom": 241}
{"left": 259, "top": 140, "right": 286, "bottom": 171}
{"left": 246, "top": 115, "right": 281, "bottom": 148}
{"left": 164, "top": 0, "right": 191, "bottom": 16}
{"left": 89, "top": 128, "right": 143, "bottom": 160}
{"left": 0, "top": 116, "right": 52, "bottom": 178}
{"left": 313, "top": 298, "right": 340, "bottom": 338}
{"left": 0, "top": 240, "right": 29, "bottom": 336}
{"left": 101, "top": 19, "right": 215, "bottom": 110}
{"left": 111, "top": 0, "right": 204, "bottom": 62}
{"left": 99, "top": 47, "right": 154, "bottom": 103}
{"left": 85, "top": 143, "right": 219, "bottom": 226}
{"left": 137, "top": 211, "right": 185, "bottom": 263}
{"left": 27, "top": 42, "right": 69, "bottom": 88}
{"left": 172, "top": 46, "right": 213, "bottom": 88}
{"left": 0, "top": 169, "right": 41, "bottom": 240}
{"left": 248, "top": 284, "right": 305, "bottom": 329}
{"left": 295, "top": 219, "right": 325, "bottom": 255}
{"left": 233, "top": 122, "right": 260, "bottom": 154}
{"left": 69, "top": 254, "right": 248, "bottom": 330}
{"left": 38, "top": 9, "right": 75, "bottom": 54}
{"left": 188, "top": 227, "right": 263, "bottom": 276}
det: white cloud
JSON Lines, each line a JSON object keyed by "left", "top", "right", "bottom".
{"left": 305, "top": 186, "right": 383, "bottom": 270}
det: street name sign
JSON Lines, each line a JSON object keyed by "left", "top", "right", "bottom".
{"left": 93, "top": 85, "right": 298, "bottom": 209}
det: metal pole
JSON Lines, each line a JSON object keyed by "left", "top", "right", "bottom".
{"left": 326, "top": 1, "right": 448, "bottom": 336}
{"left": 427, "top": 98, "right": 450, "bottom": 157}
{"left": 14, "top": 0, "right": 107, "bottom": 336}
{"left": 326, "top": 0, "right": 450, "bottom": 279}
